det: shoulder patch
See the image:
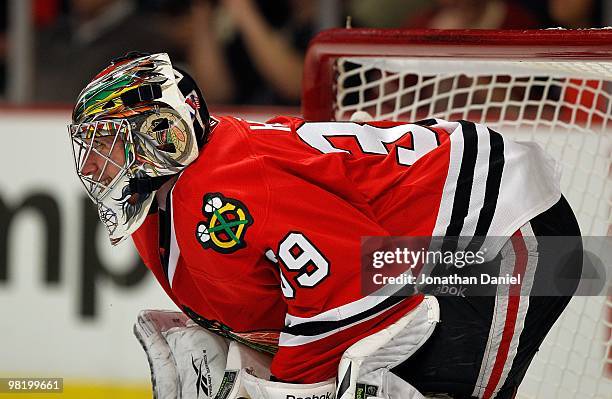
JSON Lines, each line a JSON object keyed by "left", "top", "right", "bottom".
{"left": 195, "top": 193, "right": 253, "bottom": 254}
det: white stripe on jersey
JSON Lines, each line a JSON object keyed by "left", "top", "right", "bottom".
{"left": 519, "top": 223, "right": 537, "bottom": 298}
{"left": 472, "top": 223, "right": 538, "bottom": 398}
{"left": 284, "top": 286, "right": 401, "bottom": 327}
{"left": 473, "top": 237, "right": 516, "bottom": 398}
{"left": 279, "top": 297, "right": 406, "bottom": 347}
{"left": 280, "top": 283, "right": 410, "bottom": 347}
{"left": 168, "top": 183, "right": 181, "bottom": 288}
{"left": 458, "top": 122, "right": 491, "bottom": 238}
{"left": 487, "top": 224, "right": 537, "bottom": 398}
{"left": 431, "top": 121, "right": 464, "bottom": 237}
{"left": 428, "top": 120, "right": 560, "bottom": 261}
{"left": 419, "top": 121, "right": 466, "bottom": 285}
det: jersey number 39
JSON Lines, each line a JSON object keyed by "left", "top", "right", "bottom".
{"left": 276, "top": 232, "right": 329, "bottom": 299}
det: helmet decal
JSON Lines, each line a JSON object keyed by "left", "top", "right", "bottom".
{"left": 136, "top": 107, "right": 193, "bottom": 165}
{"left": 69, "top": 53, "right": 206, "bottom": 245}
{"left": 73, "top": 58, "right": 169, "bottom": 123}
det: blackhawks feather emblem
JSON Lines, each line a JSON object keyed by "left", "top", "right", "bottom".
{"left": 195, "top": 193, "right": 253, "bottom": 253}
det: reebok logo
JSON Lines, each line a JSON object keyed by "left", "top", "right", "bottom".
{"left": 286, "top": 393, "right": 332, "bottom": 399}
{"left": 192, "top": 350, "right": 212, "bottom": 398}
{"left": 431, "top": 284, "right": 467, "bottom": 297}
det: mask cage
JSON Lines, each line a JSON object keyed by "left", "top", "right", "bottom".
{"left": 69, "top": 119, "right": 135, "bottom": 202}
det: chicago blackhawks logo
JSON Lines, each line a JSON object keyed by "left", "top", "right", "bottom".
{"left": 195, "top": 193, "right": 253, "bottom": 253}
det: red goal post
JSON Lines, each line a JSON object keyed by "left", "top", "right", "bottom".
{"left": 301, "top": 28, "right": 611, "bottom": 399}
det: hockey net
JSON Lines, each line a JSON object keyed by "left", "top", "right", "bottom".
{"left": 303, "top": 29, "right": 611, "bottom": 399}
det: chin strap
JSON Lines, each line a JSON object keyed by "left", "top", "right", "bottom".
{"left": 129, "top": 175, "right": 174, "bottom": 195}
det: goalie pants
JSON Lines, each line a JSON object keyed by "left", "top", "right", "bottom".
{"left": 392, "top": 196, "right": 583, "bottom": 399}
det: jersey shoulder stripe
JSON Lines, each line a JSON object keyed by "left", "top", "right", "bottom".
{"left": 472, "top": 127, "right": 505, "bottom": 238}
{"left": 443, "top": 120, "right": 479, "bottom": 240}
{"left": 431, "top": 119, "right": 560, "bottom": 259}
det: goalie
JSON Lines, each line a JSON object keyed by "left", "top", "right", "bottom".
{"left": 68, "top": 53, "right": 582, "bottom": 399}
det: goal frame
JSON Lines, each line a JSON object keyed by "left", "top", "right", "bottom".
{"left": 302, "top": 28, "right": 612, "bottom": 121}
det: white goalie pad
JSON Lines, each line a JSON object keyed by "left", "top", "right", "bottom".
{"left": 134, "top": 309, "right": 187, "bottom": 398}
{"left": 336, "top": 296, "right": 440, "bottom": 399}
{"left": 215, "top": 341, "right": 335, "bottom": 399}
{"left": 134, "top": 309, "right": 230, "bottom": 399}
{"left": 213, "top": 340, "right": 272, "bottom": 399}
{"left": 165, "top": 322, "right": 229, "bottom": 398}
{"left": 241, "top": 372, "right": 336, "bottom": 399}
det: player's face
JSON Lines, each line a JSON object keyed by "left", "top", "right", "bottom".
{"left": 70, "top": 118, "right": 133, "bottom": 202}
{"left": 80, "top": 134, "right": 126, "bottom": 191}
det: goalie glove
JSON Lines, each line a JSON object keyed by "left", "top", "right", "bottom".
{"left": 133, "top": 309, "right": 230, "bottom": 399}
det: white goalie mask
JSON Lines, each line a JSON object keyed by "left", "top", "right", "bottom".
{"left": 69, "top": 53, "right": 209, "bottom": 245}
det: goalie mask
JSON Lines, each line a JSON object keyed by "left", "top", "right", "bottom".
{"left": 69, "top": 53, "right": 209, "bottom": 245}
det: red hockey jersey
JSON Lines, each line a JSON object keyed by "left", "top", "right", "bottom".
{"left": 131, "top": 116, "right": 561, "bottom": 383}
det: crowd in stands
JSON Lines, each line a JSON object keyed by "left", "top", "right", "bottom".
{"left": 0, "top": 0, "right": 607, "bottom": 105}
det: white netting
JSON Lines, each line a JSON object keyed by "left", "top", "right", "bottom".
{"left": 334, "top": 56, "right": 611, "bottom": 399}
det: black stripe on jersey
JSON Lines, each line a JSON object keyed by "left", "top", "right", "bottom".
{"left": 442, "top": 120, "right": 478, "bottom": 251}
{"left": 414, "top": 118, "right": 438, "bottom": 126}
{"left": 158, "top": 191, "right": 173, "bottom": 283}
{"left": 336, "top": 363, "right": 351, "bottom": 399}
{"left": 282, "top": 286, "right": 411, "bottom": 337}
{"left": 473, "top": 128, "right": 505, "bottom": 237}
